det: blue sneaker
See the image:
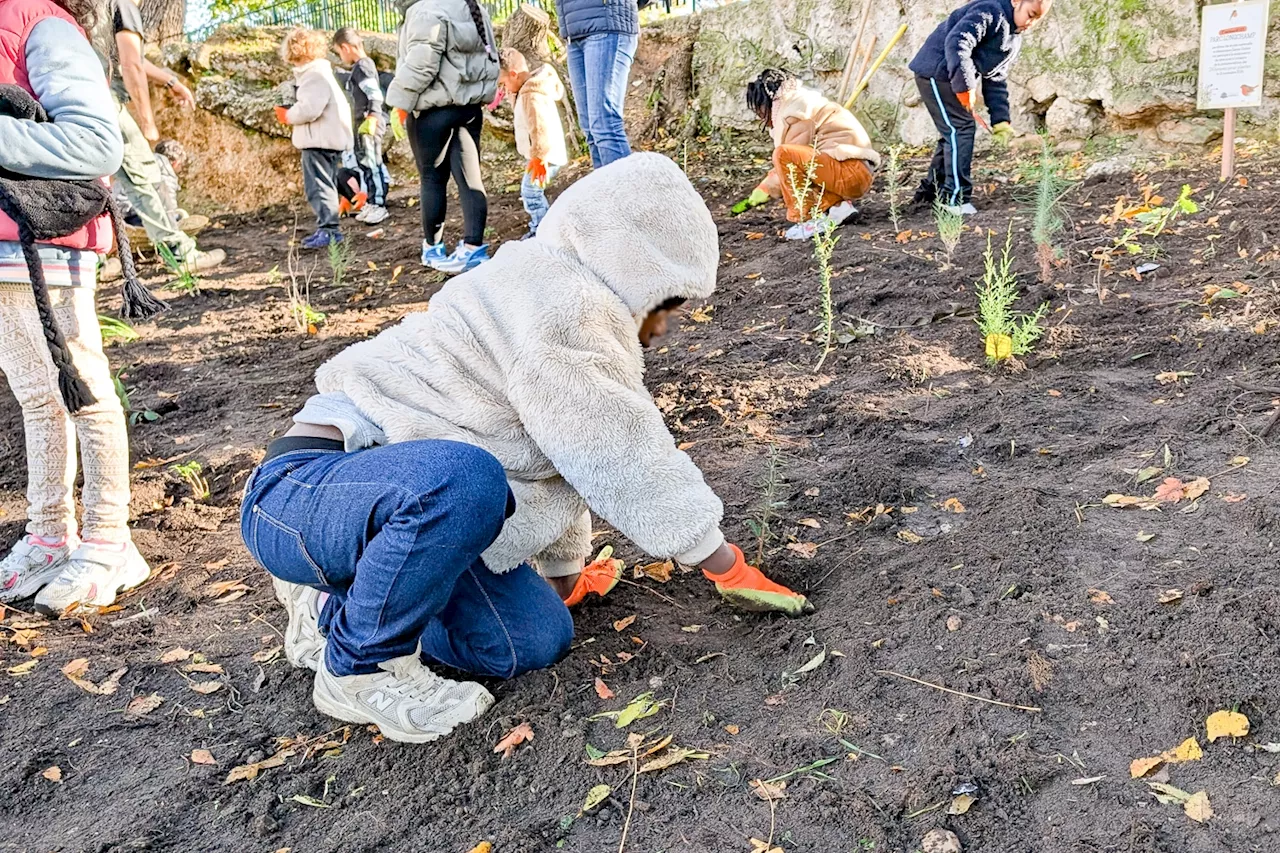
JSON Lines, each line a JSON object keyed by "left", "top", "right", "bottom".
{"left": 431, "top": 243, "right": 490, "bottom": 274}
{"left": 301, "top": 230, "right": 342, "bottom": 250}
{"left": 421, "top": 241, "right": 448, "bottom": 267}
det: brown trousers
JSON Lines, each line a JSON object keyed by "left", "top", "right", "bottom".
{"left": 775, "top": 145, "right": 874, "bottom": 222}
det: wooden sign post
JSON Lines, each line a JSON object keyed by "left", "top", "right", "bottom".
{"left": 1197, "top": 0, "right": 1271, "bottom": 180}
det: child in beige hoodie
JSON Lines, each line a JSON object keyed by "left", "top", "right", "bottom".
{"left": 275, "top": 28, "right": 354, "bottom": 249}
{"left": 497, "top": 48, "right": 568, "bottom": 238}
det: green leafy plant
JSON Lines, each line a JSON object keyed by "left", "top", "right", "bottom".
{"left": 327, "top": 238, "right": 351, "bottom": 289}
{"left": 884, "top": 144, "right": 906, "bottom": 233}
{"left": 1029, "top": 138, "right": 1071, "bottom": 282}
{"left": 745, "top": 445, "right": 786, "bottom": 566}
{"left": 933, "top": 200, "right": 964, "bottom": 267}
{"left": 98, "top": 315, "right": 139, "bottom": 347}
{"left": 1133, "top": 183, "right": 1198, "bottom": 237}
{"left": 976, "top": 226, "right": 1049, "bottom": 365}
{"left": 169, "top": 460, "right": 210, "bottom": 501}
{"left": 156, "top": 242, "right": 198, "bottom": 294}
{"left": 112, "top": 368, "right": 159, "bottom": 426}
{"left": 812, "top": 224, "right": 840, "bottom": 371}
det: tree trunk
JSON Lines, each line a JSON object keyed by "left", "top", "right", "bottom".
{"left": 140, "top": 0, "right": 186, "bottom": 47}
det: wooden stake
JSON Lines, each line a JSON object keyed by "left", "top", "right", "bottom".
{"left": 838, "top": 0, "right": 874, "bottom": 101}
{"left": 844, "top": 23, "right": 908, "bottom": 110}
{"left": 1222, "top": 106, "right": 1237, "bottom": 181}
{"left": 853, "top": 34, "right": 878, "bottom": 96}
{"left": 836, "top": 40, "right": 860, "bottom": 102}
{"left": 876, "top": 669, "right": 1043, "bottom": 713}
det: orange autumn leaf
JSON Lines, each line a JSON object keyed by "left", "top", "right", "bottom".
{"left": 594, "top": 678, "right": 615, "bottom": 700}
{"left": 1153, "top": 478, "right": 1185, "bottom": 503}
{"left": 494, "top": 722, "right": 534, "bottom": 758}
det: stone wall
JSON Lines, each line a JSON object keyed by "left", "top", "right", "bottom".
{"left": 683, "top": 0, "right": 1280, "bottom": 148}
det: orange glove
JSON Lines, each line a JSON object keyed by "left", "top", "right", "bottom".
{"left": 273, "top": 105, "right": 290, "bottom": 125}
{"left": 527, "top": 157, "right": 548, "bottom": 188}
{"left": 955, "top": 90, "right": 972, "bottom": 111}
{"left": 703, "top": 545, "right": 814, "bottom": 616}
{"left": 562, "top": 548, "right": 624, "bottom": 608}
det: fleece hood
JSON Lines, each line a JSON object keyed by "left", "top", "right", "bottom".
{"left": 535, "top": 152, "right": 719, "bottom": 319}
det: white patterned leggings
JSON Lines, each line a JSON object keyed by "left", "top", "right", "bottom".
{"left": 0, "top": 284, "right": 131, "bottom": 543}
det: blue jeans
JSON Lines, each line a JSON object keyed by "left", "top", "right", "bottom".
{"left": 520, "top": 164, "right": 561, "bottom": 233}
{"left": 240, "top": 440, "right": 574, "bottom": 678}
{"left": 566, "top": 32, "right": 638, "bottom": 168}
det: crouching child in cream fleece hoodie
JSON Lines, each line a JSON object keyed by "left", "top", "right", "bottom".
{"left": 239, "top": 154, "right": 812, "bottom": 744}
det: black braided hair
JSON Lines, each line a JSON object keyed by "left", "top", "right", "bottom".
{"left": 103, "top": 194, "right": 168, "bottom": 320}
{"left": 746, "top": 68, "right": 794, "bottom": 125}
{"left": 461, "top": 0, "right": 495, "bottom": 59}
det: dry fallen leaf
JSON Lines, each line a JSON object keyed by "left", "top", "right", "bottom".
{"left": 1184, "top": 790, "right": 1213, "bottom": 823}
{"left": 636, "top": 560, "right": 674, "bottom": 583}
{"left": 613, "top": 615, "right": 637, "bottom": 632}
{"left": 494, "top": 722, "right": 534, "bottom": 758}
{"left": 61, "top": 658, "right": 89, "bottom": 679}
{"left": 42, "top": 766, "right": 62, "bottom": 783}
{"left": 1205, "top": 709, "right": 1250, "bottom": 742}
{"left": 895, "top": 229, "right": 913, "bottom": 243}
{"left": 189, "top": 680, "right": 223, "bottom": 695}
{"left": 749, "top": 778, "right": 787, "bottom": 801}
{"left": 1131, "top": 737, "right": 1204, "bottom": 777}
{"left": 125, "top": 693, "right": 164, "bottom": 717}
{"left": 896, "top": 529, "right": 923, "bottom": 544}
{"left": 1130, "top": 756, "right": 1164, "bottom": 778}
{"left": 1183, "top": 477, "right": 1210, "bottom": 501}
{"left": 190, "top": 749, "right": 217, "bottom": 766}
{"left": 745, "top": 232, "right": 765, "bottom": 240}
{"left": 797, "top": 518, "right": 821, "bottom": 529}
{"left": 1153, "top": 478, "right": 1186, "bottom": 503}
{"left": 183, "top": 662, "right": 224, "bottom": 675}
{"left": 724, "top": 724, "right": 740, "bottom": 735}
{"left": 160, "top": 647, "right": 193, "bottom": 664}
{"left": 1088, "top": 589, "right": 1115, "bottom": 606}
{"left": 786, "top": 541, "right": 819, "bottom": 559}
{"left": 466, "top": 844, "right": 493, "bottom": 853}
{"left": 594, "top": 678, "right": 615, "bottom": 700}
{"left": 1158, "top": 588, "right": 1185, "bottom": 604}
{"left": 942, "top": 497, "right": 966, "bottom": 513}
{"left": 252, "top": 645, "right": 283, "bottom": 664}
{"left": 948, "top": 793, "right": 976, "bottom": 815}
{"left": 224, "top": 748, "right": 295, "bottom": 784}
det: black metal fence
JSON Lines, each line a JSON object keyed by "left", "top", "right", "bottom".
{"left": 187, "top": 0, "right": 707, "bottom": 41}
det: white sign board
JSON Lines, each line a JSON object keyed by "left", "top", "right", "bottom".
{"left": 1198, "top": 0, "right": 1270, "bottom": 110}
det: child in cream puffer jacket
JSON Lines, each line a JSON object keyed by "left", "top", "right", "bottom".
{"left": 240, "top": 155, "right": 814, "bottom": 744}
{"left": 275, "top": 28, "right": 354, "bottom": 249}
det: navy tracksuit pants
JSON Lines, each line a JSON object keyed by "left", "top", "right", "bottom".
{"left": 915, "top": 75, "right": 975, "bottom": 205}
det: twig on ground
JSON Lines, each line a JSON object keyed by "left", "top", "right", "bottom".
{"left": 876, "top": 669, "right": 1042, "bottom": 713}
{"left": 615, "top": 577, "right": 686, "bottom": 610}
{"left": 618, "top": 741, "right": 641, "bottom": 853}
{"left": 906, "top": 800, "right": 947, "bottom": 819}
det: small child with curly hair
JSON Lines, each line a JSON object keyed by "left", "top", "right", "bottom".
{"left": 274, "top": 28, "right": 353, "bottom": 249}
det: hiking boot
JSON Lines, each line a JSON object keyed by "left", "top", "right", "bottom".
{"left": 273, "top": 577, "right": 325, "bottom": 671}
{"left": 360, "top": 204, "right": 389, "bottom": 226}
{"left": 184, "top": 248, "right": 226, "bottom": 272}
{"left": 431, "top": 243, "right": 490, "bottom": 274}
{"left": 34, "top": 540, "right": 151, "bottom": 616}
{"left": 312, "top": 654, "right": 494, "bottom": 743}
{"left": 421, "top": 241, "right": 448, "bottom": 267}
{"left": 301, "top": 230, "right": 343, "bottom": 250}
{"left": 0, "top": 535, "right": 72, "bottom": 603}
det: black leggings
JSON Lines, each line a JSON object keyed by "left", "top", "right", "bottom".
{"left": 406, "top": 104, "right": 487, "bottom": 247}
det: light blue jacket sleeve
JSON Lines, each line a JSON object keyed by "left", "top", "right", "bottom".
{"left": 0, "top": 17, "right": 123, "bottom": 180}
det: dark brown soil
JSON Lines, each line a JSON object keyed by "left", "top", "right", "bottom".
{"left": 1, "top": 143, "right": 1279, "bottom": 853}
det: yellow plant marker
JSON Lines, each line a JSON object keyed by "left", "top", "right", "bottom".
{"left": 985, "top": 333, "right": 1013, "bottom": 361}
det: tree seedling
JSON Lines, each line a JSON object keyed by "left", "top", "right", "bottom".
{"left": 286, "top": 224, "right": 326, "bottom": 334}
{"left": 1029, "top": 137, "right": 1070, "bottom": 282}
{"left": 884, "top": 144, "right": 906, "bottom": 234}
{"left": 812, "top": 222, "right": 839, "bottom": 371}
{"left": 976, "top": 226, "right": 1048, "bottom": 365}
{"left": 933, "top": 200, "right": 963, "bottom": 267}
{"left": 746, "top": 445, "right": 786, "bottom": 566}
{"left": 98, "top": 315, "right": 140, "bottom": 346}
{"left": 169, "top": 460, "right": 210, "bottom": 501}
{"left": 112, "top": 368, "right": 159, "bottom": 426}
{"left": 327, "top": 238, "right": 351, "bottom": 289}
{"left": 156, "top": 242, "right": 199, "bottom": 295}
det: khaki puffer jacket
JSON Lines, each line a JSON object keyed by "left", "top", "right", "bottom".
{"left": 386, "top": 0, "right": 498, "bottom": 113}
{"left": 284, "top": 59, "right": 354, "bottom": 152}
{"left": 513, "top": 65, "right": 568, "bottom": 166}
{"left": 760, "top": 80, "right": 881, "bottom": 197}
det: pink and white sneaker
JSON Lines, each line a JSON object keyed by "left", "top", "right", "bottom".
{"left": 34, "top": 540, "right": 151, "bottom": 616}
{"left": 0, "top": 536, "right": 72, "bottom": 603}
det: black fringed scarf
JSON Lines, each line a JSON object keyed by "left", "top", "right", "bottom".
{"left": 0, "top": 83, "right": 167, "bottom": 414}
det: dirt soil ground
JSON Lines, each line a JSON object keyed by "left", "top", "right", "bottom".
{"left": 1, "top": 141, "right": 1279, "bottom": 853}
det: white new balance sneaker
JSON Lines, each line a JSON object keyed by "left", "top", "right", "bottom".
{"left": 785, "top": 215, "right": 836, "bottom": 242}
{"left": 0, "top": 536, "right": 72, "bottom": 603}
{"left": 361, "top": 204, "right": 389, "bottom": 225}
{"left": 312, "top": 654, "right": 494, "bottom": 743}
{"left": 272, "top": 576, "right": 325, "bottom": 672}
{"left": 34, "top": 540, "right": 150, "bottom": 616}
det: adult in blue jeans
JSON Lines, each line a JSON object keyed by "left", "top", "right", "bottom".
{"left": 556, "top": 0, "right": 649, "bottom": 167}
{"left": 239, "top": 156, "right": 814, "bottom": 745}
